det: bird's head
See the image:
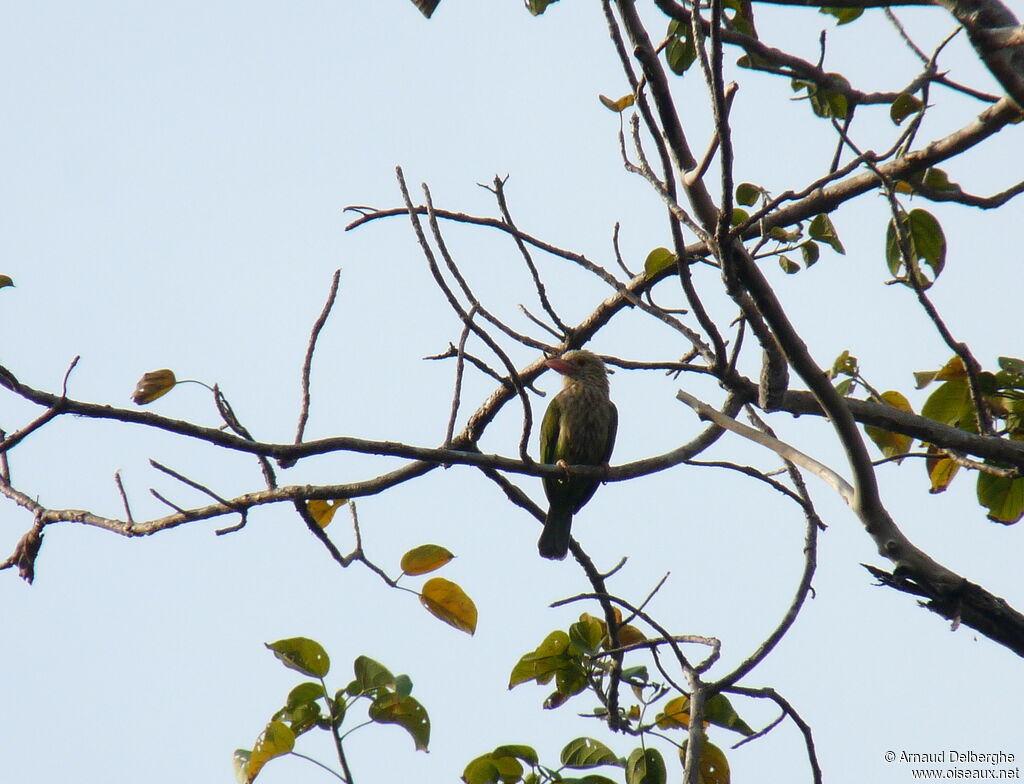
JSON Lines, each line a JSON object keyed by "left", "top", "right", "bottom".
{"left": 546, "top": 350, "right": 610, "bottom": 390}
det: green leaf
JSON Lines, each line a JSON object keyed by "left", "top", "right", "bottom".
{"left": 921, "top": 379, "right": 974, "bottom": 429}
{"left": 885, "top": 208, "right": 946, "bottom": 286}
{"left": 284, "top": 682, "right": 325, "bottom": 709}
{"left": 621, "top": 665, "right": 649, "bottom": 684}
{"left": 998, "top": 357, "right": 1024, "bottom": 377}
{"left": 492, "top": 755, "right": 524, "bottom": 783}
{"left": 569, "top": 613, "right": 605, "bottom": 655}
{"left": 492, "top": 745, "right": 540, "bottom": 767}
{"left": 736, "top": 52, "right": 772, "bottom": 70}
{"left": 554, "top": 660, "right": 588, "bottom": 697}
{"left": 509, "top": 630, "right": 571, "bottom": 688}
{"left": 704, "top": 693, "right": 755, "bottom": 736}
{"left": 908, "top": 209, "right": 945, "bottom": 276}
{"left": 829, "top": 349, "right": 858, "bottom": 378}
{"left": 658, "top": 694, "right": 755, "bottom": 736}
{"left": 768, "top": 225, "right": 801, "bottom": 242}
{"left": 890, "top": 93, "right": 923, "bottom": 125}
{"left": 369, "top": 692, "right": 431, "bottom": 751}
{"left": 666, "top": 30, "right": 696, "bottom": 75}
{"left": 819, "top": 6, "right": 863, "bottom": 24}
{"left": 462, "top": 756, "right": 501, "bottom": 784}
{"left": 266, "top": 637, "right": 330, "bottom": 678}
{"left": 834, "top": 377, "right": 855, "bottom": 396}
{"left": 800, "top": 240, "right": 820, "bottom": 267}
{"left": 731, "top": 207, "right": 750, "bottom": 227}
{"left": 463, "top": 752, "right": 527, "bottom": 784}
{"left": 351, "top": 655, "right": 397, "bottom": 694}
{"left": 735, "top": 182, "right": 761, "bottom": 207}
{"left": 273, "top": 698, "right": 322, "bottom": 736}
{"left": 808, "top": 213, "right": 845, "bottom": 254}
{"left": 796, "top": 75, "right": 851, "bottom": 119}
{"left": 626, "top": 747, "right": 667, "bottom": 784}
{"left": 778, "top": 255, "right": 800, "bottom": 274}
{"left": 722, "top": 0, "right": 756, "bottom": 36}
{"left": 526, "top": 0, "right": 559, "bottom": 15}
{"left": 644, "top": 247, "right": 677, "bottom": 277}
{"left": 395, "top": 674, "right": 414, "bottom": 698}
{"left": 922, "top": 167, "right": 956, "bottom": 191}
{"left": 977, "top": 472, "right": 1024, "bottom": 524}
{"left": 561, "top": 737, "right": 622, "bottom": 769}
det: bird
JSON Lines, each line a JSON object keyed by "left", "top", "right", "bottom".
{"left": 538, "top": 350, "right": 618, "bottom": 560}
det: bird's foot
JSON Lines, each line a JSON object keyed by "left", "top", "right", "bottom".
{"left": 555, "top": 459, "right": 571, "bottom": 481}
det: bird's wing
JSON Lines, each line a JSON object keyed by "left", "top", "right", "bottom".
{"left": 540, "top": 393, "right": 562, "bottom": 465}
{"left": 602, "top": 401, "right": 618, "bottom": 464}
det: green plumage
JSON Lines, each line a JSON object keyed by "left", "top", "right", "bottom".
{"left": 538, "top": 350, "right": 618, "bottom": 560}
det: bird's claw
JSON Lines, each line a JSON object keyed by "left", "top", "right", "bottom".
{"left": 555, "top": 458, "right": 571, "bottom": 480}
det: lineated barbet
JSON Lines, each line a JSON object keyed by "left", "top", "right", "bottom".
{"left": 538, "top": 350, "right": 618, "bottom": 560}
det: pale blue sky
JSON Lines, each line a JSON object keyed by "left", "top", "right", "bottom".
{"left": 2, "top": 2, "right": 1022, "bottom": 783}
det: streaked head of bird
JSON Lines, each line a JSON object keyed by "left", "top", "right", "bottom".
{"left": 545, "top": 350, "right": 610, "bottom": 392}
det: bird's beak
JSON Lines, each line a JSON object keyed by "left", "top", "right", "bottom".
{"left": 545, "top": 357, "right": 573, "bottom": 375}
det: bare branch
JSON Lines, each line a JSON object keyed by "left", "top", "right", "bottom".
{"left": 294, "top": 269, "right": 341, "bottom": 448}
{"left": 727, "top": 685, "right": 823, "bottom": 784}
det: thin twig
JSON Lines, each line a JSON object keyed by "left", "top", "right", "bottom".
{"left": 114, "top": 471, "right": 134, "bottom": 524}
{"left": 150, "top": 459, "right": 238, "bottom": 508}
{"left": 727, "top": 685, "right": 823, "bottom": 784}
{"left": 488, "top": 176, "right": 571, "bottom": 336}
{"left": 415, "top": 176, "right": 537, "bottom": 461}
{"left": 444, "top": 306, "right": 477, "bottom": 449}
{"left": 294, "top": 269, "right": 342, "bottom": 448}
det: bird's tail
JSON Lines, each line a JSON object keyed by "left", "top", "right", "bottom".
{"left": 538, "top": 507, "right": 572, "bottom": 560}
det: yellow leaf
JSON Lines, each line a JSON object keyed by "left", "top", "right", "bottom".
{"left": 865, "top": 390, "right": 914, "bottom": 461}
{"left": 617, "top": 624, "right": 646, "bottom": 647}
{"left": 926, "top": 445, "right": 959, "bottom": 493}
{"left": 131, "top": 369, "right": 177, "bottom": 405}
{"left": 599, "top": 93, "right": 635, "bottom": 112}
{"left": 420, "top": 577, "right": 477, "bottom": 635}
{"left": 700, "top": 741, "right": 731, "bottom": 784}
{"left": 935, "top": 355, "right": 967, "bottom": 381}
{"left": 307, "top": 499, "right": 347, "bottom": 528}
{"left": 680, "top": 739, "right": 731, "bottom": 784}
{"left": 400, "top": 544, "right": 454, "bottom": 576}
{"left": 656, "top": 695, "right": 691, "bottom": 729}
{"left": 232, "top": 750, "right": 251, "bottom": 784}
{"left": 644, "top": 247, "right": 677, "bottom": 277}
{"left": 244, "top": 721, "right": 295, "bottom": 783}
